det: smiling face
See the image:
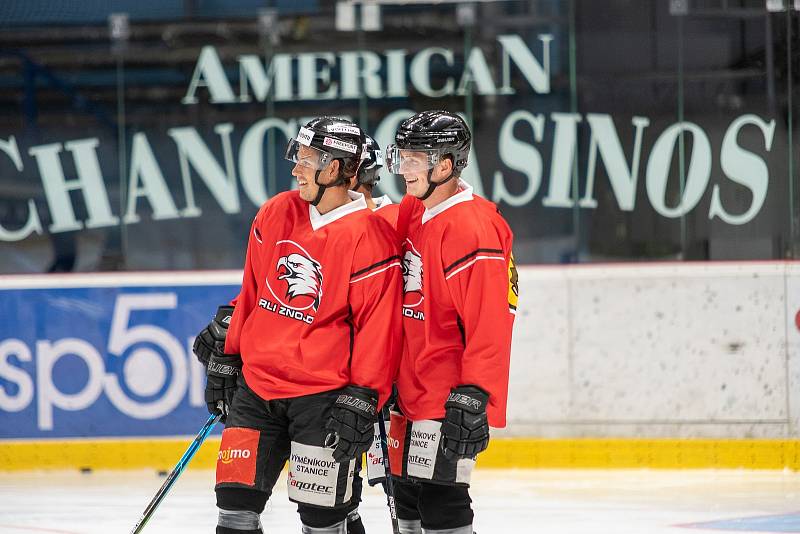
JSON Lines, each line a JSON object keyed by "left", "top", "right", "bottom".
{"left": 291, "top": 145, "right": 338, "bottom": 202}
{"left": 398, "top": 150, "right": 429, "bottom": 197}
{"left": 399, "top": 150, "right": 453, "bottom": 198}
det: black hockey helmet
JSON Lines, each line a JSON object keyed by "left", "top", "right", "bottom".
{"left": 355, "top": 134, "right": 383, "bottom": 189}
{"left": 386, "top": 110, "right": 471, "bottom": 200}
{"left": 285, "top": 117, "right": 365, "bottom": 205}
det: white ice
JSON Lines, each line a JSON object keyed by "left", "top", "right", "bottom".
{"left": 1, "top": 469, "right": 799, "bottom": 533}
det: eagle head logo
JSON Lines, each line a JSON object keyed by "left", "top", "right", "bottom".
{"left": 401, "top": 248, "right": 423, "bottom": 308}
{"left": 276, "top": 253, "right": 323, "bottom": 311}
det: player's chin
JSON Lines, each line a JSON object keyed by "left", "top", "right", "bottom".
{"left": 298, "top": 185, "right": 316, "bottom": 202}
{"left": 403, "top": 177, "right": 424, "bottom": 197}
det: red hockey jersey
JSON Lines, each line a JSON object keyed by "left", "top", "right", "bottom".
{"left": 396, "top": 181, "right": 516, "bottom": 427}
{"left": 224, "top": 190, "right": 403, "bottom": 406}
{"left": 372, "top": 195, "right": 400, "bottom": 228}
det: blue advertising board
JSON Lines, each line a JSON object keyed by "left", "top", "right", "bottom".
{"left": 0, "top": 272, "right": 242, "bottom": 439}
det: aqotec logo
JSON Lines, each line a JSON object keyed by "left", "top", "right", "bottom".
{"left": 287, "top": 472, "right": 333, "bottom": 494}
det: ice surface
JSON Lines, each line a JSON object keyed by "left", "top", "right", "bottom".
{"left": 1, "top": 469, "right": 799, "bottom": 533}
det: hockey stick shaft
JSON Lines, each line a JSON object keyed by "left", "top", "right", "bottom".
{"left": 377, "top": 413, "right": 401, "bottom": 534}
{"left": 130, "top": 411, "right": 222, "bottom": 534}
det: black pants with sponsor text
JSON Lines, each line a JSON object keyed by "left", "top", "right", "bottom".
{"left": 215, "top": 376, "right": 362, "bottom": 529}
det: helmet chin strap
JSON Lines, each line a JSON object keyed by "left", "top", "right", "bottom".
{"left": 311, "top": 163, "right": 351, "bottom": 207}
{"left": 311, "top": 169, "right": 327, "bottom": 206}
{"left": 419, "top": 168, "right": 456, "bottom": 201}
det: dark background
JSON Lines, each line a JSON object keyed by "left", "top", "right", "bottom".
{"left": 0, "top": 0, "right": 797, "bottom": 273}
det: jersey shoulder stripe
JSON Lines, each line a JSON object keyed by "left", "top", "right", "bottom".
{"left": 444, "top": 254, "right": 506, "bottom": 281}
{"left": 443, "top": 248, "right": 504, "bottom": 274}
{"left": 350, "top": 255, "right": 402, "bottom": 284}
{"left": 352, "top": 255, "right": 402, "bottom": 278}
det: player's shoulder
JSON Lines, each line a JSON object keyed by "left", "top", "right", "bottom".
{"left": 474, "top": 194, "right": 513, "bottom": 238}
{"left": 471, "top": 193, "right": 503, "bottom": 216}
{"left": 437, "top": 195, "right": 509, "bottom": 266}
{"left": 255, "top": 191, "right": 303, "bottom": 222}
{"left": 442, "top": 195, "right": 501, "bottom": 238}
{"left": 374, "top": 202, "right": 400, "bottom": 228}
{"left": 261, "top": 190, "right": 308, "bottom": 210}
{"left": 267, "top": 190, "right": 303, "bottom": 210}
{"left": 362, "top": 210, "right": 401, "bottom": 250}
{"left": 349, "top": 212, "right": 402, "bottom": 280}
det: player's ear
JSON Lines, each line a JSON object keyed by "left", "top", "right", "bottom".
{"left": 436, "top": 155, "right": 453, "bottom": 179}
{"left": 328, "top": 158, "right": 341, "bottom": 180}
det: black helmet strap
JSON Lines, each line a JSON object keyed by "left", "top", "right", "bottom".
{"left": 418, "top": 157, "right": 457, "bottom": 201}
{"left": 311, "top": 160, "right": 351, "bottom": 206}
{"left": 311, "top": 168, "right": 327, "bottom": 206}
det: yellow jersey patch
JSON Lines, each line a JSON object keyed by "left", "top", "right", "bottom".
{"left": 507, "top": 253, "right": 519, "bottom": 311}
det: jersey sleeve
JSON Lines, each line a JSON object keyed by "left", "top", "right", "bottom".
{"left": 441, "top": 218, "right": 515, "bottom": 427}
{"left": 347, "top": 219, "right": 404, "bottom": 407}
{"left": 224, "top": 205, "right": 267, "bottom": 355}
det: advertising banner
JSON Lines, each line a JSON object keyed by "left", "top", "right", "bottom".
{"left": 0, "top": 273, "right": 241, "bottom": 438}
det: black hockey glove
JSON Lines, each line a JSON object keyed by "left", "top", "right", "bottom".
{"left": 440, "top": 385, "right": 490, "bottom": 460}
{"left": 325, "top": 385, "right": 379, "bottom": 463}
{"left": 205, "top": 352, "right": 242, "bottom": 422}
{"left": 192, "top": 305, "right": 234, "bottom": 366}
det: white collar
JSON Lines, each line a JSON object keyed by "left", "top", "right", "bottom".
{"left": 421, "top": 180, "right": 474, "bottom": 225}
{"left": 309, "top": 190, "right": 368, "bottom": 230}
{"left": 372, "top": 195, "right": 394, "bottom": 211}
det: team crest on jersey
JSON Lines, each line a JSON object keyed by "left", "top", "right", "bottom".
{"left": 265, "top": 240, "right": 323, "bottom": 314}
{"left": 402, "top": 240, "right": 424, "bottom": 318}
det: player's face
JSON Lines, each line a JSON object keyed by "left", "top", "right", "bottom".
{"left": 292, "top": 145, "right": 325, "bottom": 201}
{"left": 399, "top": 150, "right": 433, "bottom": 197}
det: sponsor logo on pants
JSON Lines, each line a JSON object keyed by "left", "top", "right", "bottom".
{"left": 287, "top": 441, "right": 353, "bottom": 507}
{"left": 389, "top": 414, "right": 477, "bottom": 485}
{"left": 216, "top": 427, "right": 259, "bottom": 486}
{"left": 218, "top": 447, "right": 252, "bottom": 463}
{"left": 406, "top": 420, "right": 441, "bottom": 479}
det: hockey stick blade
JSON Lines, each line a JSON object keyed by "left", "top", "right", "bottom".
{"left": 130, "top": 411, "right": 222, "bottom": 534}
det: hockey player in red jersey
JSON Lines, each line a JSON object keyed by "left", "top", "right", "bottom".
{"left": 385, "top": 111, "right": 517, "bottom": 534}
{"left": 194, "top": 117, "right": 403, "bottom": 534}
{"left": 193, "top": 303, "right": 371, "bottom": 534}
{"left": 348, "top": 134, "right": 399, "bottom": 228}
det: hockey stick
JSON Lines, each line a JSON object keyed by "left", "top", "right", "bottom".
{"left": 377, "top": 412, "right": 401, "bottom": 534}
{"left": 130, "top": 410, "right": 223, "bottom": 534}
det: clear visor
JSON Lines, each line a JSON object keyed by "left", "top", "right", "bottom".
{"left": 285, "top": 139, "right": 333, "bottom": 171}
{"left": 385, "top": 145, "right": 440, "bottom": 174}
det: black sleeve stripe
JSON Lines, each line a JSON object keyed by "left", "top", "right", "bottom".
{"left": 443, "top": 248, "right": 504, "bottom": 274}
{"left": 351, "top": 255, "right": 402, "bottom": 278}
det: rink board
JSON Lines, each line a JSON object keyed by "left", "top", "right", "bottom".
{"left": 1, "top": 264, "right": 800, "bottom": 470}
{"left": 0, "top": 437, "right": 799, "bottom": 471}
